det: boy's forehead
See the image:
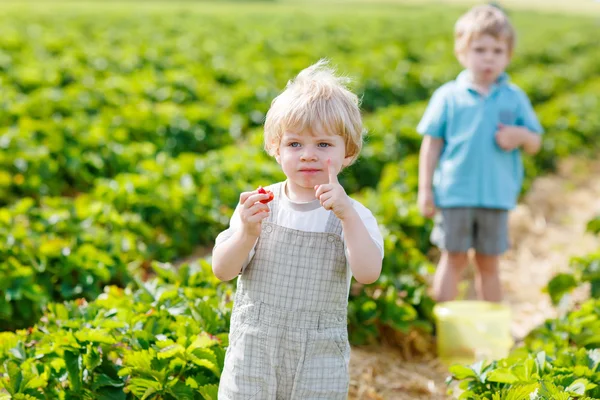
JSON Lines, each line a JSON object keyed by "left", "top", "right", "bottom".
{"left": 469, "top": 34, "right": 509, "bottom": 47}
{"left": 283, "top": 127, "right": 340, "bottom": 139}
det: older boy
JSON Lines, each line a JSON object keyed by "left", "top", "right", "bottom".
{"left": 417, "top": 5, "right": 543, "bottom": 302}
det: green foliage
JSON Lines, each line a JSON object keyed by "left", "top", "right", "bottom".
{"left": 0, "top": 261, "right": 230, "bottom": 399}
{"left": 1, "top": 6, "right": 600, "bottom": 396}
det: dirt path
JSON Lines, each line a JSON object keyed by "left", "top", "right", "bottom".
{"left": 348, "top": 159, "right": 600, "bottom": 399}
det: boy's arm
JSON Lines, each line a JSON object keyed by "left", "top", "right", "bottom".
{"left": 418, "top": 135, "right": 444, "bottom": 191}
{"left": 520, "top": 130, "right": 542, "bottom": 154}
{"left": 495, "top": 125, "right": 542, "bottom": 155}
{"left": 212, "top": 190, "right": 270, "bottom": 281}
{"left": 315, "top": 161, "right": 382, "bottom": 284}
{"left": 212, "top": 231, "right": 258, "bottom": 281}
{"left": 503, "top": 89, "right": 543, "bottom": 155}
{"left": 341, "top": 209, "right": 382, "bottom": 285}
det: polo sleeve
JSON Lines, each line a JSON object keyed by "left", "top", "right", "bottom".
{"left": 516, "top": 90, "right": 544, "bottom": 134}
{"left": 417, "top": 87, "right": 448, "bottom": 139}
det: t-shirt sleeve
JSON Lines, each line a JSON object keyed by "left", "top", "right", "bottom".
{"left": 213, "top": 204, "right": 256, "bottom": 271}
{"left": 416, "top": 87, "right": 448, "bottom": 139}
{"left": 516, "top": 90, "right": 543, "bottom": 134}
{"left": 342, "top": 202, "right": 384, "bottom": 259}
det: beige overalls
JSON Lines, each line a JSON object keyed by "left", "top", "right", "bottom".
{"left": 218, "top": 182, "right": 351, "bottom": 400}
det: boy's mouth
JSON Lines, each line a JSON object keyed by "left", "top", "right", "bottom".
{"left": 299, "top": 168, "right": 321, "bottom": 174}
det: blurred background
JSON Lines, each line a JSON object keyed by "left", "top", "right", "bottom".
{"left": 0, "top": 1, "right": 599, "bottom": 399}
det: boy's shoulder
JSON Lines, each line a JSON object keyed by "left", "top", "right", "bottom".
{"left": 349, "top": 197, "right": 376, "bottom": 219}
{"left": 262, "top": 181, "right": 285, "bottom": 194}
{"left": 504, "top": 82, "right": 529, "bottom": 99}
{"left": 432, "top": 80, "right": 460, "bottom": 98}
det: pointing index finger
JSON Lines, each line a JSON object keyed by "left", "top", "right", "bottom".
{"left": 327, "top": 158, "right": 338, "bottom": 184}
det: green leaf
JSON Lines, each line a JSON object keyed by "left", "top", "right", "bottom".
{"left": 546, "top": 273, "right": 578, "bottom": 305}
{"left": 64, "top": 351, "right": 83, "bottom": 392}
{"left": 94, "top": 387, "right": 127, "bottom": 400}
{"left": 157, "top": 344, "right": 185, "bottom": 359}
{"left": 23, "top": 370, "right": 49, "bottom": 391}
{"left": 83, "top": 344, "right": 102, "bottom": 372}
{"left": 91, "top": 374, "right": 125, "bottom": 390}
{"left": 449, "top": 365, "right": 477, "bottom": 380}
{"left": 167, "top": 381, "right": 195, "bottom": 400}
{"left": 127, "top": 378, "right": 162, "bottom": 398}
{"left": 586, "top": 217, "right": 600, "bottom": 234}
{"left": 186, "top": 333, "right": 218, "bottom": 352}
{"left": 5, "top": 361, "right": 23, "bottom": 394}
{"left": 565, "top": 379, "right": 587, "bottom": 395}
{"left": 535, "top": 352, "right": 547, "bottom": 373}
{"left": 487, "top": 368, "right": 518, "bottom": 384}
{"left": 198, "top": 384, "right": 219, "bottom": 400}
{"left": 74, "top": 329, "right": 116, "bottom": 345}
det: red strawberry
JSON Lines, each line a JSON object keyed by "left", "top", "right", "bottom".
{"left": 257, "top": 186, "right": 274, "bottom": 204}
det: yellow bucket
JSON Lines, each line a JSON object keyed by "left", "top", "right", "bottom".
{"left": 433, "top": 301, "right": 513, "bottom": 365}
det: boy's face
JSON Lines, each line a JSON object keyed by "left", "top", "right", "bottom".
{"left": 458, "top": 34, "right": 511, "bottom": 86}
{"left": 276, "top": 128, "right": 352, "bottom": 199}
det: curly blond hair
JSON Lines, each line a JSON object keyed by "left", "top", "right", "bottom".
{"left": 263, "top": 59, "right": 364, "bottom": 165}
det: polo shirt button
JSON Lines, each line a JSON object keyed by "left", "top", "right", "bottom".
{"left": 265, "top": 225, "right": 273, "bottom": 233}
{"left": 327, "top": 235, "right": 335, "bottom": 243}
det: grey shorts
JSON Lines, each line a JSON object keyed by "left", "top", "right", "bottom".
{"left": 431, "top": 207, "right": 509, "bottom": 255}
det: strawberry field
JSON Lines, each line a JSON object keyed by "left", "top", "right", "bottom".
{"left": 1, "top": 2, "right": 599, "bottom": 399}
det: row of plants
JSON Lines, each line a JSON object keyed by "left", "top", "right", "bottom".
{"left": 0, "top": 261, "right": 229, "bottom": 399}
{"left": 3, "top": 73, "right": 600, "bottom": 336}
{"left": 448, "top": 217, "right": 600, "bottom": 399}
{"left": 1, "top": 6, "right": 599, "bottom": 203}
{"left": 1, "top": 6, "right": 600, "bottom": 399}
{"left": 448, "top": 297, "right": 600, "bottom": 399}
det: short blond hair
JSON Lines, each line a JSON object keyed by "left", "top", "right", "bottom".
{"left": 454, "top": 5, "right": 515, "bottom": 54}
{"left": 264, "top": 59, "right": 363, "bottom": 165}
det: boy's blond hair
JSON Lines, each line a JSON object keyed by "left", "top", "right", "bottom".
{"left": 454, "top": 5, "right": 516, "bottom": 54}
{"left": 264, "top": 59, "right": 363, "bottom": 165}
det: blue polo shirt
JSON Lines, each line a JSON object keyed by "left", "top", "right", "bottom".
{"left": 417, "top": 70, "right": 543, "bottom": 210}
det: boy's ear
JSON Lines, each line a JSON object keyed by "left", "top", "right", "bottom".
{"left": 342, "top": 155, "right": 353, "bottom": 168}
{"left": 455, "top": 50, "right": 467, "bottom": 67}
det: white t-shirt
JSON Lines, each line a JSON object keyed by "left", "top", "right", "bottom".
{"left": 215, "top": 181, "right": 384, "bottom": 291}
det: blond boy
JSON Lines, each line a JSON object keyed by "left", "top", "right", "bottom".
{"left": 417, "top": 5, "right": 543, "bottom": 302}
{"left": 212, "top": 60, "right": 383, "bottom": 399}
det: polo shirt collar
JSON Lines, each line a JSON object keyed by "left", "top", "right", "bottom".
{"left": 456, "top": 70, "right": 509, "bottom": 94}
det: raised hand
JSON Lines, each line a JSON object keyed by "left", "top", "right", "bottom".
{"left": 238, "top": 189, "right": 271, "bottom": 237}
{"left": 314, "top": 159, "right": 353, "bottom": 220}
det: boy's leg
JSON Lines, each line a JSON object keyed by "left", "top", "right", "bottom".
{"left": 433, "top": 251, "right": 469, "bottom": 302}
{"left": 431, "top": 208, "right": 473, "bottom": 302}
{"left": 473, "top": 208, "right": 509, "bottom": 302}
{"left": 473, "top": 253, "right": 502, "bottom": 302}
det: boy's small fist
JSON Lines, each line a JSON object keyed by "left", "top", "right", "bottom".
{"left": 418, "top": 189, "right": 436, "bottom": 219}
{"left": 257, "top": 186, "right": 274, "bottom": 204}
{"left": 495, "top": 124, "right": 525, "bottom": 151}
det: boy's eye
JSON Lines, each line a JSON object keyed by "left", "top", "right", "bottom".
{"left": 318, "top": 143, "right": 330, "bottom": 148}
{"left": 289, "top": 142, "right": 300, "bottom": 148}
{"left": 494, "top": 48, "right": 504, "bottom": 54}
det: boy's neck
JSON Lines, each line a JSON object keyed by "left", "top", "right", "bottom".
{"left": 285, "top": 180, "right": 318, "bottom": 203}
{"left": 466, "top": 70, "right": 502, "bottom": 95}
{"left": 472, "top": 81, "right": 492, "bottom": 95}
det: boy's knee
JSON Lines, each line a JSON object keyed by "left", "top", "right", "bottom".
{"left": 474, "top": 253, "right": 500, "bottom": 273}
{"left": 443, "top": 251, "right": 469, "bottom": 267}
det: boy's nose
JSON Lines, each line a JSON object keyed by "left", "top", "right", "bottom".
{"left": 300, "top": 148, "right": 317, "bottom": 161}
